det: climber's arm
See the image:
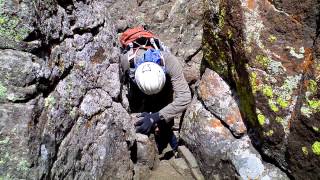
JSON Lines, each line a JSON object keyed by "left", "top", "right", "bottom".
{"left": 159, "top": 52, "right": 192, "bottom": 122}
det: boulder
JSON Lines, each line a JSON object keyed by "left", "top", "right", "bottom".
{"left": 198, "top": 69, "right": 247, "bottom": 137}
{"left": 181, "top": 96, "right": 288, "bottom": 179}
{"left": 202, "top": 0, "right": 320, "bottom": 178}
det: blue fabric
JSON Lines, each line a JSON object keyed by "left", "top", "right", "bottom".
{"left": 135, "top": 49, "right": 166, "bottom": 72}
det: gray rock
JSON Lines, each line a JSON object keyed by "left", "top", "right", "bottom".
{"left": 170, "top": 158, "right": 192, "bottom": 178}
{"left": 80, "top": 89, "right": 112, "bottom": 117}
{"left": 1, "top": 0, "right": 136, "bottom": 179}
{"left": 180, "top": 97, "right": 288, "bottom": 180}
{"left": 178, "top": 145, "right": 198, "bottom": 169}
{"left": 197, "top": 69, "right": 247, "bottom": 137}
{"left": 0, "top": 100, "right": 39, "bottom": 179}
{"left": 0, "top": 49, "right": 43, "bottom": 102}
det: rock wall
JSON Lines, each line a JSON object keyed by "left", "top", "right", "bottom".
{"left": 1, "top": 0, "right": 319, "bottom": 179}
{"left": 181, "top": 68, "right": 288, "bottom": 179}
{"left": 0, "top": 0, "right": 137, "bottom": 179}
{"left": 0, "top": 0, "right": 203, "bottom": 179}
{"left": 202, "top": 0, "right": 320, "bottom": 178}
{"left": 108, "top": 0, "right": 203, "bottom": 85}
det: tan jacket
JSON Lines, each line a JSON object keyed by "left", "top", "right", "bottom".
{"left": 121, "top": 49, "right": 192, "bottom": 122}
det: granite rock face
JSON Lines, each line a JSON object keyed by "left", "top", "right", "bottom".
{"left": 181, "top": 68, "right": 288, "bottom": 179}
{"left": 1, "top": 0, "right": 319, "bottom": 179}
{"left": 0, "top": 0, "right": 139, "bottom": 179}
{"left": 203, "top": 0, "right": 320, "bottom": 178}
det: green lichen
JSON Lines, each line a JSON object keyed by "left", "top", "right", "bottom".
{"left": 302, "top": 146, "right": 308, "bottom": 155}
{"left": 308, "top": 100, "right": 320, "bottom": 110}
{"left": 313, "top": 126, "right": 319, "bottom": 132}
{"left": 308, "top": 80, "right": 317, "bottom": 94}
{"left": 45, "top": 95, "right": 56, "bottom": 108}
{"left": 18, "top": 159, "right": 29, "bottom": 171}
{"left": 235, "top": 82, "right": 257, "bottom": 126}
{"left": 0, "top": 174, "right": 12, "bottom": 180}
{"left": 264, "top": 130, "right": 274, "bottom": 136}
{"left": 312, "top": 141, "right": 320, "bottom": 156}
{"left": 269, "top": 100, "right": 279, "bottom": 112}
{"left": 249, "top": 72, "right": 258, "bottom": 94}
{"left": 256, "top": 55, "right": 270, "bottom": 68}
{"left": 263, "top": 85, "right": 273, "bottom": 98}
{"left": 0, "top": 9, "right": 30, "bottom": 42}
{"left": 275, "top": 75, "right": 301, "bottom": 107}
{"left": 0, "top": 159, "right": 5, "bottom": 165}
{"left": 0, "top": 83, "right": 7, "bottom": 99}
{"left": 218, "top": 8, "right": 226, "bottom": 28}
{"left": 257, "top": 114, "right": 266, "bottom": 126}
{"left": 0, "top": 137, "right": 9, "bottom": 145}
{"left": 268, "top": 60, "right": 284, "bottom": 75}
{"left": 268, "top": 35, "right": 277, "bottom": 43}
{"left": 275, "top": 117, "right": 284, "bottom": 123}
{"left": 277, "top": 97, "right": 289, "bottom": 109}
{"left": 227, "top": 29, "right": 233, "bottom": 39}
{"left": 301, "top": 106, "right": 312, "bottom": 117}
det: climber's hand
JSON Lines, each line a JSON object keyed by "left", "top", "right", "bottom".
{"left": 135, "top": 112, "right": 161, "bottom": 135}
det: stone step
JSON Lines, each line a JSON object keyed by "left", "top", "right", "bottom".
{"left": 149, "top": 145, "right": 205, "bottom": 180}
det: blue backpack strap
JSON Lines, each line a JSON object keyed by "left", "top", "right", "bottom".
{"left": 134, "top": 49, "right": 166, "bottom": 73}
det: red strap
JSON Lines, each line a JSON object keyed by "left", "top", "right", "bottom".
{"left": 120, "top": 26, "right": 156, "bottom": 47}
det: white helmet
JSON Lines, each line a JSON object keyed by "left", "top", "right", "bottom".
{"left": 134, "top": 62, "right": 166, "bottom": 95}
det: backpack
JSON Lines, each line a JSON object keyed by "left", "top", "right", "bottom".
{"left": 119, "top": 26, "right": 168, "bottom": 81}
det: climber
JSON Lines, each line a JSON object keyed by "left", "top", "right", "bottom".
{"left": 119, "top": 26, "right": 191, "bottom": 153}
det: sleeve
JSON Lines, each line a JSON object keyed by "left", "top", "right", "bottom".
{"left": 159, "top": 52, "right": 192, "bottom": 122}
{"left": 120, "top": 52, "right": 129, "bottom": 73}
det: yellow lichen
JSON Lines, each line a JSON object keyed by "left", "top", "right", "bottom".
{"left": 312, "top": 141, "right": 320, "bottom": 156}
{"left": 302, "top": 146, "right": 308, "bottom": 155}
{"left": 263, "top": 85, "right": 273, "bottom": 98}
{"left": 268, "top": 35, "right": 277, "bottom": 43}
{"left": 264, "top": 130, "right": 274, "bottom": 136}
{"left": 277, "top": 97, "right": 289, "bottom": 109}
{"left": 249, "top": 72, "right": 258, "bottom": 94}
{"left": 275, "top": 117, "right": 284, "bottom": 123}
{"left": 308, "top": 80, "right": 317, "bottom": 93}
{"left": 256, "top": 55, "right": 270, "bottom": 68}
{"left": 268, "top": 100, "right": 279, "bottom": 112}
{"left": 308, "top": 100, "right": 320, "bottom": 110}
{"left": 257, "top": 114, "right": 266, "bottom": 126}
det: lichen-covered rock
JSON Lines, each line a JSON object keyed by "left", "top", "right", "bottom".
{"left": 0, "top": 0, "right": 38, "bottom": 50}
{"left": 0, "top": 0, "right": 139, "bottom": 179}
{"left": 203, "top": 0, "right": 320, "bottom": 178}
{"left": 0, "top": 100, "right": 39, "bottom": 179}
{"left": 180, "top": 96, "right": 288, "bottom": 179}
{"left": 0, "top": 49, "right": 44, "bottom": 102}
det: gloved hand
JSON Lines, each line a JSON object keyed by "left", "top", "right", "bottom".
{"left": 135, "top": 112, "right": 161, "bottom": 135}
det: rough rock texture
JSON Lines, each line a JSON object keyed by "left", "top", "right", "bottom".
{"left": 1, "top": 0, "right": 318, "bottom": 179}
{"left": 0, "top": 0, "right": 140, "bottom": 179}
{"left": 181, "top": 68, "right": 288, "bottom": 179}
{"left": 0, "top": 0, "right": 39, "bottom": 51}
{"left": 1, "top": 0, "right": 204, "bottom": 179}
{"left": 198, "top": 69, "right": 247, "bottom": 137}
{"left": 203, "top": 0, "right": 320, "bottom": 178}
{"left": 108, "top": 0, "right": 203, "bottom": 85}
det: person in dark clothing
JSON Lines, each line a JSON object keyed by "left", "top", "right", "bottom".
{"left": 120, "top": 26, "right": 191, "bottom": 153}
